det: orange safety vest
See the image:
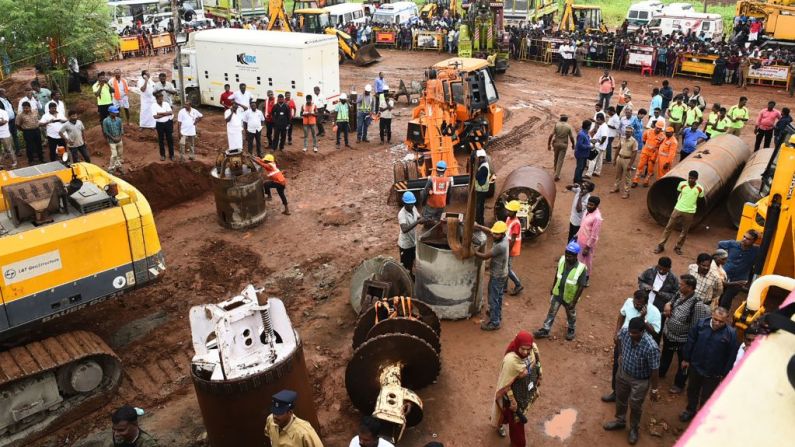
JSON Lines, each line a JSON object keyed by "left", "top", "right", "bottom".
{"left": 302, "top": 104, "right": 317, "bottom": 125}
{"left": 112, "top": 77, "right": 129, "bottom": 100}
{"left": 262, "top": 162, "right": 286, "bottom": 186}
{"left": 506, "top": 216, "right": 522, "bottom": 257}
{"left": 427, "top": 175, "right": 451, "bottom": 209}
{"left": 641, "top": 129, "right": 664, "bottom": 154}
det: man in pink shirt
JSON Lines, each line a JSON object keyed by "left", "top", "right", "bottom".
{"left": 576, "top": 195, "right": 603, "bottom": 286}
{"left": 754, "top": 100, "right": 781, "bottom": 151}
{"left": 598, "top": 70, "right": 615, "bottom": 110}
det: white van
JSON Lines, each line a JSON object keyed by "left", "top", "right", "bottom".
{"left": 326, "top": 3, "right": 368, "bottom": 27}
{"left": 648, "top": 10, "right": 724, "bottom": 40}
{"left": 370, "top": 2, "right": 418, "bottom": 26}
{"left": 625, "top": 1, "right": 664, "bottom": 32}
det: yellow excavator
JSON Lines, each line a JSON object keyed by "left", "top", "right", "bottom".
{"left": 0, "top": 159, "right": 164, "bottom": 444}
{"left": 733, "top": 134, "right": 795, "bottom": 331}
{"left": 560, "top": 0, "right": 606, "bottom": 33}
{"left": 736, "top": 0, "right": 795, "bottom": 42}
{"left": 293, "top": 7, "right": 382, "bottom": 65}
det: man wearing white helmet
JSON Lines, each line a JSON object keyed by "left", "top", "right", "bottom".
{"left": 332, "top": 93, "right": 351, "bottom": 148}
{"left": 474, "top": 149, "right": 491, "bottom": 225}
{"left": 378, "top": 84, "right": 394, "bottom": 144}
{"left": 421, "top": 160, "right": 452, "bottom": 222}
{"left": 356, "top": 84, "right": 375, "bottom": 143}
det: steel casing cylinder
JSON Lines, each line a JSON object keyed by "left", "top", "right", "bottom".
{"left": 211, "top": 167, "right": 267, "bottom": 230}
{"left": 647, "top": 134, "right": 752, "bottom": 226}
{"left": 191, "top": 338, "right": 319, "bottom": 447}
{"left": 414, "top": 238, "right": 484, "bottom": 320}
{"left": 494, "top": 166, "right": 556, "bottom": 237}
{"left": 727, "top": 148, "right": 774, "bottom": 228}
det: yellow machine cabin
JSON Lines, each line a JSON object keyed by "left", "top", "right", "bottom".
{"left": 737, "top": 0, "right": 795, "bottom": 42}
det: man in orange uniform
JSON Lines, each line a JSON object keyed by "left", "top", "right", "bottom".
{"left": 257, "top": 153, "right": 290, "bottom": 215}
{"left": 504, "top": 200, "right": 525, "bottom": 296}
{"left": 422, "top": 160, "right": 452, "bottom": 222}
{"left": 655, "top": 127, "right": 679, "bottom": 181}
{"left": 633, "top": 121, "right": 665, "bottom": 188}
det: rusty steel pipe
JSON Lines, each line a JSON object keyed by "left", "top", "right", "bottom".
{"left": 727, "top": 148, "right": 774, "bottom": 228}
{"left": 191, "top": 340, "right": 318, "bottom": 447}
{"left": 647, "top": 135, "right": 752, "bottom": 226}
{"left": 493, "top": 166, "right": 556, "bottom": 238}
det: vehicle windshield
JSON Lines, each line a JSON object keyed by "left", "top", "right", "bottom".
{"left": 649, "top": 18, "right": 661, "bottom": 27}
{"left": 372, "top": 13, "right": 393, "bottom": 24}
{"left": 480, "top": 68, "right": 498, "bottom": 104}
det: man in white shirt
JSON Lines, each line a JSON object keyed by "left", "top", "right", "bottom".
{"left": 559, "top": 42, "right": 574, "bottom": 76}
{"left": 349, "top": 416, "right": 395, "bottom": 447}
{"left": 176, "top": 100, "right": 203, "bottom": 161}
{"left": 38, "top": 102, "right": 67, "bottom": 162}
{"left": 233, "top": 83, "right": 252, "bottom": 110}
{"left": 0, "top": 107, "right": 17, "bottom": 167}
{"left": 152, "top": 73, "right": 177, "bottom": 106}
{"left": 566, "top": 181, "right": 594, "bottom": 241}
{"left": 224, "top": 103, "right": 244, "bottom": 150}
{"left": 18, "top": 88, "right": 40, "bottom": 114}
{"left": 0, "top": 88, "right": 20, "bottom": 155}
{"left": 243, "top": 99, "right": 264, "bottom": 157}
{"left": 313, "top": 86, "right": 326, "bottom": 137}
{"left": 606, "top": 106, "right": 621, "bottom": 163}
{"left": 46, "top": 91, "right": 66, "bottom": 117}
{"left": 152, "top": 92, "right": 175, "bottom": 161}
{"left": 646, "top": 108, "right": 666, "bottom": 129}
{"left": 586, "top": 113, "right": 609, "bottom": 177}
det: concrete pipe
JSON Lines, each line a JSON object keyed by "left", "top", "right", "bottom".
{"left": 414, "top": 229, "right": 484, "bottom": 320}
{"left": 647, "top": 135, "right": 752, "bottom": 226}
{"left": 727, "top": 148, "right": 774, "bottom": 228}
{"left": 493, "top": 166, "right": 556, "bottom": 238}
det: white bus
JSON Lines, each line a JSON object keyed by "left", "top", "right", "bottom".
{"left": 108, "top": 0, "right": 205, "bottom": 33}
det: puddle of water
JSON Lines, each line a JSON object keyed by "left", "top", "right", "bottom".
{"left": 544, "top": 408, "right": 578, "bottom": 441}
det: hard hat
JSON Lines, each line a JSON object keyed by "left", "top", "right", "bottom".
{"left": 565, "top": 241, "right": 581, "bottom": 254}
{"left": 340, "top": 93, "right": 348, "bottom": 100}
{"left": 436, "top": 160, "right": 447, "bottom": 171}
{"left": 789, "top": 134, "right": 795, "bottom": 145}
{"left": 475, "top": 149, "right": 487, "bottom": 158}
{"left": 491, "top": 221, "right": 508, "bottom": 234}
{"left": 402, "top": 191, "right": 416, "bottom": 204}
{"left": 665, "top": 126, "right": 674, "bottom": 132}
{"left": 108, "top": 106, "right": 119, "bottom": 114}
{"left": 505, "top": 200, "right": 521, "bottom": 212}
{"left": 364, "top": 84, "right": 372, "bottom": 92}
{"left": 264, "top": 154, "right": 275, "bottom": 162}
{"left": 655, "top": 121, "right": 665, "bottom": 129}
{"left": 382, "top": 84, "right": 390, "bottom": 91}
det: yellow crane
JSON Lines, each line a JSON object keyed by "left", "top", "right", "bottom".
{"left": 559, "top": 0, "right": 606, "bottom": 33}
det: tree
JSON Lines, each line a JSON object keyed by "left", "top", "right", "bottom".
{"left": 0, "top": 0, "right": 117, "bottom": 70}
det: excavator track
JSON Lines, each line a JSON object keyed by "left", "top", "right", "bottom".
{"left": 0, "top": 330, "right": 121, "bottom": 447}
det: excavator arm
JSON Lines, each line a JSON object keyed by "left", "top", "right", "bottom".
{"left": 267, "top": 0, "right": 292, "bottom": 31}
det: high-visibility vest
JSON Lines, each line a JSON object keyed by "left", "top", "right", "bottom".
{"left": 474, "top": 160, "right": 491, "bottom": 192}
{"left": 506, "top": 216, "right": 522, "bottom": 257}
{"left": 112, "top": 77, "right": 129, "bottom": 100}
{"left": 552, "top": 256, "right": 586, "bottom": 304}
{"left": 427, "top": 175, "right": 451, "bottom": 208}
{"left": 262, "top": 162, "right": 286, "bottom": 185}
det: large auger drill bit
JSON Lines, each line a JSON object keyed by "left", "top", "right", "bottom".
{"left": 346, "top": 296, "right": 442, "bottom": 443}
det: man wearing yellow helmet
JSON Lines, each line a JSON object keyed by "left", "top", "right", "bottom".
{"left": 474, "top": 221, "right": 510, "bottom": 331}
{"left": 504, "top": 200, "right": 524, "bottom": 296}
{"left": 256, "top": 154, "right": 290, "bottom": 215}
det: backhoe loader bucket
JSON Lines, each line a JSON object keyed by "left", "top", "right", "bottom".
{"left": 354, "top": 44, "right": 382, "bottom": 66}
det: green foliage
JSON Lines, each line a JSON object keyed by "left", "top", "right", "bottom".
{"left": 0, "top": 0, "right": 117, "bottom": 70}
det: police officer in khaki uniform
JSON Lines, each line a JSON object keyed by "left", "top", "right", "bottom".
{"left": 264, "top": 390, "right": 323, "bottom": 447}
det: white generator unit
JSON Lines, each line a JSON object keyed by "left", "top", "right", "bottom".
{"left": 176, "top": 29, "right": 341, "bottom": 107}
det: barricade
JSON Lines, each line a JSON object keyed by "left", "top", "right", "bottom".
{"left": 374, "top": 29, "right": 398, "bottom": 48}
{"left": 581, "top": 43, "right": 614, "bottom": 69}
{"left": 747, "top": 60, "right": 790, "bottom": 90}
{"left": 674, "top": 53, "right": 717, "bottom": 79}
{"left": 414, "top": 30, "right": 444, "bottom": 51}
{"left": 623, "top": 44, "right": 655, "bottom": 72}
{"left": 151, "top": 33, "right": 175, "bottom": 51}
{"left": 119, "top": 36, "right": 140, "bottom": 59}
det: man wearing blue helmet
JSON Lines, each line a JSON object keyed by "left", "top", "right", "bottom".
{"left": 421, "top": 160, "right": 452, "bottom": 222}
{"left": 398, "top": 191, "right": 426, "bottom": 274}
{"left": 102, "top": 105, "right": 124, "bottom": 174}
{"left": 534, "top": 241, "right": 587, "bottom": 341}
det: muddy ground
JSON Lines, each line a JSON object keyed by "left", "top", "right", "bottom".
{"left": 4, "top": 49, "right": 783, "bottom": 447}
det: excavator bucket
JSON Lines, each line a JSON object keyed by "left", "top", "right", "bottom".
{"left": 353, "top": 44, "right": 382, "bottom": 66}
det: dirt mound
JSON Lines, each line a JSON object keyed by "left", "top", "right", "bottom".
{"left": 124, "top": 161, "right": 212, "bottom": 212}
